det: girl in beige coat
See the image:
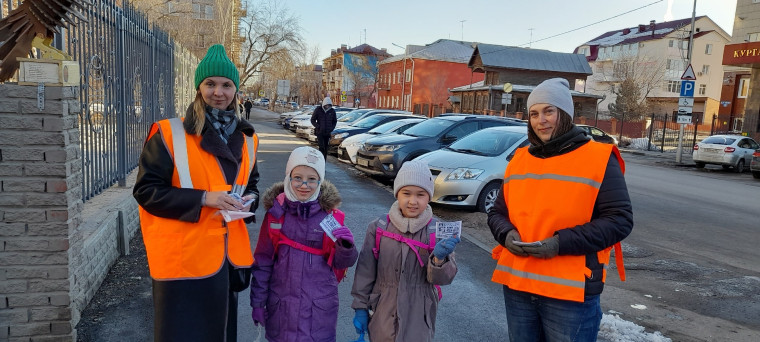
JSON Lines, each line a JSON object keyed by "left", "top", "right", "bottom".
{"left": 351, "top": 160, "right": 459, "bottom": 342}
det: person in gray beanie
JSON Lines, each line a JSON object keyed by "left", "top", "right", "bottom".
{"left": 351, "top": 160, "right": 459, "bottom": 342}
{"left": 487, "top": 78, "right": 633, "bottom": 341}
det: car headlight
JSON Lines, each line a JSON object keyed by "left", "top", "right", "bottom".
{"left": 377, "top": 144, "right": 402, "bottom": 152}
{"left": 333, "top": 132, "right": 349, "bottom": 139}
{"left": 446, "top": 168, "right": 484, "bottom": 180}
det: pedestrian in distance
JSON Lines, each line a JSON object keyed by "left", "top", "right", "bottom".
{"left": 133, "top": 44, "right": 261, "bottom": 342}
{"left": 311, "top": 97, "right": 337, "bottom": 157}
{"left": 249, "top": 146, "right": 358, "bottom": 341}
{"left": 244, "top": 98, "right": 253, "bottom": 120}
{"left": 351, "top": 160, "right": 460, "bottom": 342}
{"left": 488, "top": 78, "right": 633, "bottom": 341}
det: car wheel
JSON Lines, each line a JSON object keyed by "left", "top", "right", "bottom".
{"left": 477, "top": 182, "right": 502, "bottom": 213}
{"left": 734, "top": 159, "right": 745, "bottom": 173}
{"left": 695, "top": 162, "right": 705, "bottom": 168}
{"left": 753, "top": 171, "right": 760, "bottom": 179}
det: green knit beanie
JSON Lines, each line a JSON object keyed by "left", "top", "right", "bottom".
{"left": 194, "top": 44, "right": 240, "bottom": 90}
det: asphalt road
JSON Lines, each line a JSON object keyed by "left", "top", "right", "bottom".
{"left": 76, "top": 107, "right": 760, "bottom": 341}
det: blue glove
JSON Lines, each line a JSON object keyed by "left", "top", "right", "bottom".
{"left": 353, "top": 309, "right": 369, "bottom": 335}
{"left": 433, "top": 237, "right": 461, "bottom": 260}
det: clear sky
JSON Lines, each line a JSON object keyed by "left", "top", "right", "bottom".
{"left": 273, "top": 0, "right": 736, "bottom": 61}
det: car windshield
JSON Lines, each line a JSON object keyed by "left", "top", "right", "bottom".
{"left": 402, "top": 118, "right": 456, "bottom": 137}
{"left": 702, "top": 136, "right": 736, "bottom": 145}
{"left": 368, "top": 120, "right": 407, "bottom": 134}
{"left": 337, "top": 109, "right": 370, "bottom": 122}
{"left": 446, "top": 130, "right": 525, "bottom": 156}
{"left": 352, "top": 115, "right": 388, "bottom": 128}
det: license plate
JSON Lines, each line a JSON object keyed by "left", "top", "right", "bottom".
{"left": 357, "top": 158, "right": 369, "bottom": 167}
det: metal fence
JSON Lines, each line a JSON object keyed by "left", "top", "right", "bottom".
{"left": 2, "top": 0, "right": 198, "bottom": 201}
{"left": 645, "top": 113, "right": 704, "bottom": 152}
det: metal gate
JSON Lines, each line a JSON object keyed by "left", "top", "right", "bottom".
{"left": 645, "top": 113, "right": 702, "bottom": 152}
{"left": 2, "top": 0, "right": 197, "bottom": 201}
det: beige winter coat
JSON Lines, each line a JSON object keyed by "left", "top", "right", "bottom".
{"left": 351, "top": 216, "right": 458, "bottom": 342}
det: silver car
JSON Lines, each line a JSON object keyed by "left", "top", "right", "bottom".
{"left": 692, "top": 135, "right": 759, "bottom": 172}
{"left": 415, "top": 126, "right": 529, "bottom": 213}
{"left": 338, "top": 118, "right": 425, "bottom": 164}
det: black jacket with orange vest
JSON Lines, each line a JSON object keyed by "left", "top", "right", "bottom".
{"left": 487, "top": 125, "right": 633, "bottom": 297}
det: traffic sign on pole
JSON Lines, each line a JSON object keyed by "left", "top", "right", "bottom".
{"left": 681, "top": 64, "right": 697, "bottom": 80}
{"left": 680, "top": 80, "right": 695, "bottom": 97}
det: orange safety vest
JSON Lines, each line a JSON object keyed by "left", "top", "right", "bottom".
{"left": 491, "top": 141, "right": 626, "bottom": 302}
{"left": 139, "top": 118, "right": 258, "bottom": 280}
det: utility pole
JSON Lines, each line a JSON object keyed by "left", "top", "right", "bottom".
{"left": 459, "top": 20, "right": 466, "bottom": 41}
{"left": 676, "top": 0, "right": 696, "bottom": 164}
{"left": 529, "top": 28, "right": 534, "bottom": 48}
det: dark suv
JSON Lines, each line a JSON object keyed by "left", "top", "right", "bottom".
{"left": 355, "top": 114, "right": 526, "bottom": 177}
{"left": 328, "top": 113, "right": 421, "bottom": 154}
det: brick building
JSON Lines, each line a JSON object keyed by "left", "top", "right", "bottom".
{"left": 450, "top": 44, "right": 599, "bottom": 118}
{"left": 322, "top": 44, "right": 391, "bottom": 107}
{"left": 376, "top": 39, "right": 484, "bottom": 117}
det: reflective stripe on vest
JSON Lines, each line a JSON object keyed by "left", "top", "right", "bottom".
{"left": 491, "top": 141, "right": 625, "bottom": 302}
{"left": 139, "top": 118, "right": 258, "bottom": 280}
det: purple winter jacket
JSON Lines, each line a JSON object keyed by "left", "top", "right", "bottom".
{"left": 250, "top": 181, "right": 358, "bottom": 342}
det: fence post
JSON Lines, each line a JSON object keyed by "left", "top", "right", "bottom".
{"left": 691, "top": 116, "right": 700, "bottom": 148}
{"left": 647, "top": 112, "right": 654, "bottom": 151}
{"left": 661, "top": 114, "right": 667, "bottom": 153}
{"left": 710, "top": 114, "right": 717, "bottom": 135}
{"left": 117, "top": 9, "right": 128, "bottom": 187}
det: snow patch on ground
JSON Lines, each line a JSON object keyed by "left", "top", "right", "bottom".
{"left": 630, "top": 304, "right": 647, "bottom": 310}
{"left": 599, "top": 314, "right": 672, "bottom": 342}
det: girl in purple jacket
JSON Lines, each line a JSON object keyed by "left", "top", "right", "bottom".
{"left": 249, "top": 146, "right": 358, "bottom": 341}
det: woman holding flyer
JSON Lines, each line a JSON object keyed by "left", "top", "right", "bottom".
{"left": 351, "top": 160, "right": 459, "bottom": 342}
{"left": 249, "top": 146, "right": 358, "bottom": 341}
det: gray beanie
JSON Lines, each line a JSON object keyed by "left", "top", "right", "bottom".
{"left": 526, "top": 78, "right": 574, "bottom": 118}
{"left": 393, "top": 160, "right": 435, "bottom": 198}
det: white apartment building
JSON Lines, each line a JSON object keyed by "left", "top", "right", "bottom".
{"left": 576, "top": 17, "right": 730, "bottom": 123}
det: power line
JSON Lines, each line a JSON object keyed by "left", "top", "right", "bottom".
{"left": 514, "top": 0, "right": 664, "bottom": 48}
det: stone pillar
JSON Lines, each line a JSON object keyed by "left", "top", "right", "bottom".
{"left": 0, "top": 83, "right": 82, "bottom": 341}
{"left": 610, "top": 118, "right": 618, "bottom": 135}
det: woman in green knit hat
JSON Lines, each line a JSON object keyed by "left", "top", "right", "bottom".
{"left": 134, "top": 44, "right": 261, "bottom": 341}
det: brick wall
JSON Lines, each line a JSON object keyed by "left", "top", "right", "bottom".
{"left": 0, "top": 83, "right": 141, "bottom": 341}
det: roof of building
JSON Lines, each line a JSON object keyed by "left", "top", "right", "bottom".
{"left": 450, "top": 80, "right": 602, "bottom": 99}
{"left": 344, "top": 44, "right": 392, "bottom": 57}
{"left": 381, "top": 39, "right": 476, "bottom": 64}
{"left": 580, "top": 16, "right": 707, "bottom": 47}
{"left": 469, "top": 44, "right": 592, "bottom": 75}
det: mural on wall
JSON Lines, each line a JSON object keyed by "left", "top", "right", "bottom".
{"left": 343, "top": 53, "right": 379, "bottom": 105}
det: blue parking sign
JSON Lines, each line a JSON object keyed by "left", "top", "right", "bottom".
{"left": 680, "top": 80, "right": 695, "bottom": 97}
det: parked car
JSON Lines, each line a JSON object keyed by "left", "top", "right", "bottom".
{"left": 416, "top": 126, "right": 530, "bottom": 212}
{"left": 751, "top": 149, "right": 760, "bottom": 179}
{"left": 692, "top": 134, "right": 759, "bottom": 172}
{"left": 577, "top": 124, "right": 618, "bottom": 145}
{"left": 355, "top": 114, "right": 527, "bottom": 177}
{"left": 289, "top": 101, "right": 299, "bottom": 110}
{"left": 280, "top": 106, "right": 314, "bottom": 127}
{"left": 259, "top": 98, "right": 270, "bottom": 107}
{"left": 338, "top": 118, "right": 425, "bottom": 164}
{"left": 328, "top": 113, "right": 421, "bottom": 154}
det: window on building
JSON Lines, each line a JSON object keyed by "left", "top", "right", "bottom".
{"left": 613, "top": 45, "right": 619, "bottom": 52}
{"left": 702, "top": 65, "right": 710, "bottom": 75}
{"left": 205, "top": 5, "right": 213, "bottom": 19}
{"left": 681, "top": 40, "right": 689, "bottom": 50}
{"left": 705, "top": 44, "right": 712, "bottom": 55}
{"left": 392, "top": 72, "right": 396, "bottom": 84}
{"left": 405, "top": 69, "right": 411, "bottom": 82}
{"left": 193, "top": 3, "right": 201, "bottom": 19}
{"left": 738, "top": 77, "right": 750, "bottom": 98}
{"left": 666, "top": 80, "right": 681, "bottom": 93}
{"left": 748, "top": 32, "right": 760, "bottom": 42}
{"left": 699, "top": 84, "right": 706, "bottom": 95}
{"left": 668, "top": 40, "right": 674, "bottom": 48}
{"left": 397, "top": 72, "right": 401, "bottom": 84}
{"left": 666, "top": 59, "right": 682, "bottom": 71}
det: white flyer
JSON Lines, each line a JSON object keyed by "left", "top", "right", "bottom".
{"left": 435, "top": 221, "right": 462, "bottom": 239}
{"left": 319, "top": 214, "right": 341, "bottom": 241}
{"left": 219, "top": 210, "right": 254, "bottom": 222}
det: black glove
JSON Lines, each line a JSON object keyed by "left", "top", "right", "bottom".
{"left": 522, "top": 236, "right": 559, "bottom": 259}
{"left": 503, "top": 229, "right": 528, "bottom": 257}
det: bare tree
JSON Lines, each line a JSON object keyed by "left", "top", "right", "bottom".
{"left": 345, "top": 55, "right": 379, "bottom": 107}
{"left": 239, "top": 0, "right": 304, "bottom": 87}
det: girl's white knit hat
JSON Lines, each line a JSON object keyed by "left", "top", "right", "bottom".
{"left": 393, "top": 160, "right": 434, "bottom": 198}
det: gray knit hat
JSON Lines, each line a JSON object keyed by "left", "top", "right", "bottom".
{"left": 194, "top": 44, "right": 240, "bottom": 90}
{"left": 526, "top": 78, "right": 574, "bottom": 118}
{"left": 393, "top": 160, "right": 434, "bottom": 198}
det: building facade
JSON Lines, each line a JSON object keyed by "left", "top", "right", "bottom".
{"left": 450, "top": 44, "right": 599, "bottom": 118}
{"left": 575, "top": 17, "right": 731, "bottom": 124}
{"left": 376, "top": 39, "right": 484, "bottom": 117}
{"left": 322, "top": 44, "right": 391, "bottom": 107}
{"left": 721, "top": 0, "right": 760, "bottom": 140}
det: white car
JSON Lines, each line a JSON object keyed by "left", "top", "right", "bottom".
{"left": 288, "top": 113, "right": 313, "bottom": 132}
{"left": 415, "top": 126, "right": 529, "bottom": 213}
{"left": 338, "top": 118, "right": 425, "bottom": 164}
{"left": 692, "top": 134, "right": 759, "bottom": 172}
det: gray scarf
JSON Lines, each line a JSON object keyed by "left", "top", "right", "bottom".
{"left": 205, "top": 105, "right": 238, "bottom": 144}
{"left": 388, "top": 201, "right": 433, "bottom": 234}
